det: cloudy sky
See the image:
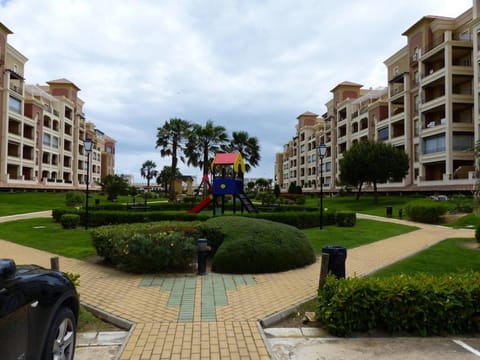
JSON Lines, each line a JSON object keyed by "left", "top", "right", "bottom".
{"left": 1, "top": 0, "right": 473, "bottom": 183}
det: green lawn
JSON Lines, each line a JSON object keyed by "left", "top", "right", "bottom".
{"left": 0, "top": 192, "right": 66, "bottom": 216}
{"left": 0, "top": 191, "right": 156, "bottom": 216}
{"left": 303, "top": 218, "right": 418, "bottom": 253}
{"left": 372, "top": 238, "right": 480, "bottom": 277}
{"left": 447, "top": 212, "right": 480, "bottom": 229}
{"left": 0, "top": 218, "right": 95, "bottom": 260}
{"left": 303, "top": 194, "right": 425, "bottom": 217}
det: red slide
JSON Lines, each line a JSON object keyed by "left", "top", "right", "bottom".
{"left": 187, "top": 196, "right": 213, "bottom": 213}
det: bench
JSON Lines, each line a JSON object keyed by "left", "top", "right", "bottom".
{"left": 126, "top": 203, "right": 150, "bottom": 211}
{"left": 258, "top": 205, "right": 278, "bottom": 212}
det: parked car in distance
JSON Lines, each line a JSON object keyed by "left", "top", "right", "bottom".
{"left": 0, "top": 258, "right": 79, "bottom": 360}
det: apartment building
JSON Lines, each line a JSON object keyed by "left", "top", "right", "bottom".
{"left": 0, "top": 23, "right": 115, "bottom": 190}
{"left": 276, "top": 111, "right": 324, "bottom": 193}
{"left": 275, "top": 2, "right": 480, "bottom": 194}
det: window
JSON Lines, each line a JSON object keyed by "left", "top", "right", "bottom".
{"left": 378, "top": 127, "right": 389, "bottom": 141}
{"left": 460, "top": 31, "right": 470, "bottom": 41}
{"left": 9, "top": 96, "right": 21, "bottom": 114}
{"left": 423, "top": 134, "right": 445, "bottom": 154}
{"left": 51, "top": 136, "right": 59, "bottom": 149}
{"left": 65, "top": 107, "right": 73, "bottom": 120}
{"left": 42, "top": 133, "right": 51, "bottom": 146}
{"left": 453, "top": 133, "right": 474, "bottom": 151}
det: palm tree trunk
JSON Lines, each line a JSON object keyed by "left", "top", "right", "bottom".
{"left": 170, "top": 143, "right": 178, "bottom": 202}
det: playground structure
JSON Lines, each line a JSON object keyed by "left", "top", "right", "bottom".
{"left": 187, "top": 152, "right": 258, "bottom": 214}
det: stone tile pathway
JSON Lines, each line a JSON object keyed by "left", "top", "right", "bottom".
{"left": 140, "top": 274, "right": 256, "bottom": 322}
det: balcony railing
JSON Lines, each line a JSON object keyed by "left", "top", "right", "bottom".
{"left": 424, "top": 35, "right": 445, "bottom": 54}
{"left": 9, "top": 84, "right": 22, "bottom": 95}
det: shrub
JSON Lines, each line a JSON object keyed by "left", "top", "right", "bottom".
{"left": 91, "top": 221, "right": 200, "bottom": 272}
{"left": 449, "top": 194, "right": 474, "bottom": 213}
{"left": 52, "top": 208, "right": 209, "bottom": 227}
{"left": 60, "top": 214, "right": 80, "bottom": 229}
{"left": 65, "top": 191, "right": 84, "bottom": 207}
{"left": 317, "top": 273, "right": 480, "bottom": 337}
{"left": 196, "top": 223, "right": 224, "bottom": 255}
{"left": 476, "top": 225, "right": 480, "bottom": 244}
{"left": 335, "top": 212, "right": 356, "bottom": 227}
{"left": 205, "top": 216, "right": 316, "bottom": 274}
{"left": 404, "top": 200, "right": 448, "bottom": 223}
{"left": 247, "top": 212, "right": 315, "bottom": 229}
{"left": 65, "top": 272, "right": 81, "bottom": 287}
{"left": 52, "top": 208, "right": 81, "bottom": 222}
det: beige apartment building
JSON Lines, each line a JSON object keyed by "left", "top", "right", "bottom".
{"left": 276, "top": 1, "right": 480, "bottom": 194}
{"left": 0, "top": 23, "right": 115, "bottom": 191}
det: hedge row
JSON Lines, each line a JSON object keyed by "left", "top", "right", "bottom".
{"left": 52, "top": 207, "right": 340, "bottom": 229}
{"left": 318, "top": 273, "right": 480, "bottom": 336}
{"left": 91, "top": 222, "right": 200, "bottom": 273}
{"left": 405, "top": 200, "right": 448, "bottom": 224}
{"left": 90, "top": 217, "right": 317, "bottom": 274}
{"left": 52, "top": 208, "right": 209, "bottom": 226}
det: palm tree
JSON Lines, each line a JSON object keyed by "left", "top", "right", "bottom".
{"left": 223, "top": 131, "right": 261, "bottom": 172}
{"left": 140, "top": 160, "right": 158, "bottom": 189}
{"left": 186, "top": 120, "right": 229, "bottom": 176}
{"left": 156, "top": 118, "right": 192, "bottom": 201}
{"left": 185, "top": 120, "right": 229, "bottom": 194}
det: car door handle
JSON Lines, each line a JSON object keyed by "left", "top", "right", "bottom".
{"left": 30, "top": 301, "right": 39, "bottom": 308}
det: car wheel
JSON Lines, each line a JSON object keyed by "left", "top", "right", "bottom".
{"left": 42, "top": 307, "right": 76, "bottom": 360}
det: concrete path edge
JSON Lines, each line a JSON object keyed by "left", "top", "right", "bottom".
{"left": 81, "top": 302, "right": 136, "bottom": 360}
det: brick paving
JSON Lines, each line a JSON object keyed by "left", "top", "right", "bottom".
{"left": 0, "top": 212, "right": 474, "bottom": 359}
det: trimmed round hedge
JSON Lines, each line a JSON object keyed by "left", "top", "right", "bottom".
{"left": 204, "top": 216, "right": 316, "bottom": 274}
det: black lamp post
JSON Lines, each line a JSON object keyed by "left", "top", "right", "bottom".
{"left": 83, "top": 138, "right": 94, "bottom": 230}
{"left": 317, "top": 143, "right": 327, "bottom": 230}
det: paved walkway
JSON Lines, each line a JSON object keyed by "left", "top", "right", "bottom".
{"left": 0, "top": 212, "right": 475, "bottom": 359}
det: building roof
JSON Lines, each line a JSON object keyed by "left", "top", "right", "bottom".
{"left": 0, "top": 22, "right": 13, "bottom": 35}
{"left": 401, "top": 15, "right": 453, "bottom": 36}
{"left": 330, "top": 81, "right": 363, "bottom": 92}
{"left": 296, "top": 111, "right": 318, "bottom": 119}
{"left": 351, "top": 87, "right": 387, "bottom": 105}
{"left": 47, "top": 78, "right": 81, "bottom": 91}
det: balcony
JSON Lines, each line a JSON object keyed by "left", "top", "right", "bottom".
{"left": 9, "top": 83, "right": 22, "bottom": 95}
{"left": 423, "top": 35, "right": 445, "bottom": 56}
{"left": 422, "top": 95, "right": 446, "bottom": 113}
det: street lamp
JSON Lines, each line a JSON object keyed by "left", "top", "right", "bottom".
{"left": 83, "top": 138, "right": 94, "bottom": 230}
{"left": 317, "top": 143, "right": 327, "bottom": 230}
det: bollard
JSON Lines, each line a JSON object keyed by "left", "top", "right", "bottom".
{"left": 197, "top": 238, "right": 209, "bottom": 275}
{"left": 50, "top": 257, "right": 59, "bottom": 271}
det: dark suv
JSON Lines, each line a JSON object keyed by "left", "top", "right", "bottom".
{"left": 0, "top": 258, "right": 79, "bottom": 360}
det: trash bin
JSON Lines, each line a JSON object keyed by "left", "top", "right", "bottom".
{"left": 197, "top": 238, "right": 209, "bottom": 275}
{"left": 322, "top": 245, "right": 347, "bottom": 279}
{"left": 386, "top": 205, "right": 393, "bottom": 217}
{"left": 398, "top": 208, "right": 403, "bottom": 219}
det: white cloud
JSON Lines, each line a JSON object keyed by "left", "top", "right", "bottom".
{"left": 1, "top": 0, "right": 473, "bottom": 182}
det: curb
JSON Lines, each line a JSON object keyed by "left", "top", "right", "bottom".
{"left": 81, "top": 302, "right": 136, "bottom": 360}
{"left": 260, "top": 295, "right": 317, "bottom": 328}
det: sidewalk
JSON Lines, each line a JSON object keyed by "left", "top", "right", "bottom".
{"left": 0, "top": 212, "right": 474, "bottom": 359}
